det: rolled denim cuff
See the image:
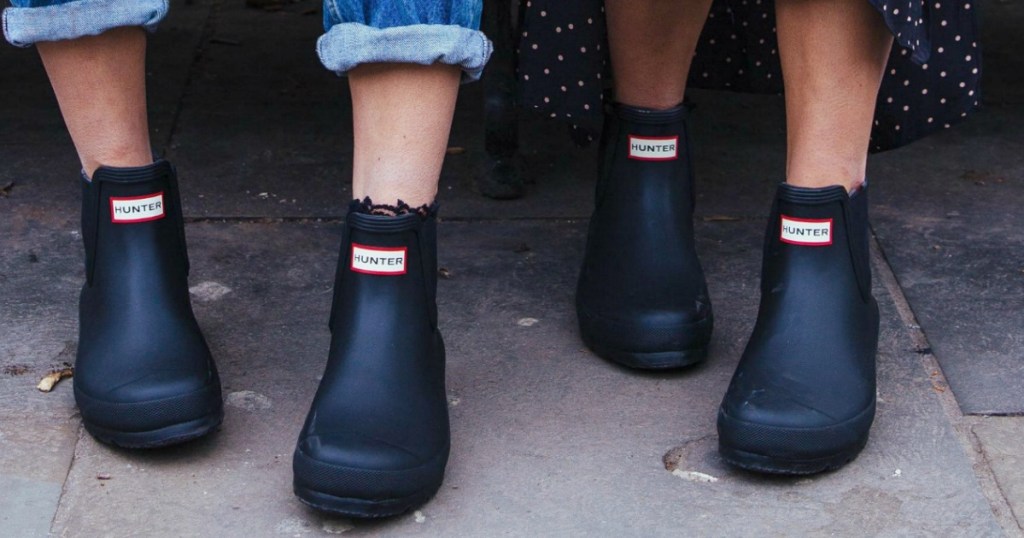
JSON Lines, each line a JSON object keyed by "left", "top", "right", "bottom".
{"left": 3, "top": 0, "right": 168, "bottom": 47}
{"left": 317, "top": 23, "right": 492, "bottom": 82}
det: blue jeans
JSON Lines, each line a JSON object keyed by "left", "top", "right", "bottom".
{"left": 3, "top": 0, "right": 491, "bottom": 81}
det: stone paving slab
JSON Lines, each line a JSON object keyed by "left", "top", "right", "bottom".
{"left": 1, "top": 211, "right": 88, "bottom": 535}
{"left": 869, "top": 106, "right": 1024, "bottom": 415}
{"left": 867, "top": 0, "right": 1024, "bottom": 414}
{"left": 2, "top": 0, "right": 1023, "bottom": 534}
{"left": 975, "top": 418, "right": 1024, "bottom": 527}
{"left": 35, "top": 219, "right": 1002, "bottom": 536}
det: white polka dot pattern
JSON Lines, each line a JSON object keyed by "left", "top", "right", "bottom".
{"left": 516, "top": 0, "right": 981, "bottom": 152}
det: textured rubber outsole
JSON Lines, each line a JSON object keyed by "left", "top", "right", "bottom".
{"left": 578, "top": 316, "right": 711, "bottom": 370}
{"left": 577, "top": 304, "right": 712, "bottom": 369}
{"left": 83, "top": 408, "right": 223, "bottom": 449}
{"left": 294, "top": 483, "right": 439, "bottom": 519}
{"left": 717, "top": 404, "right": 874, "bottom": 475}
{"left": 582, "top": 337, "right": 708, "bottom": 370}
{"left": 718, "top": 439, "right": 868, "bottom": 475}
{"left": 292, "top": 445, "right": 446, "bottom": 518}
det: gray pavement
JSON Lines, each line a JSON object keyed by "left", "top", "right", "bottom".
{"left": 1, "top": 0, "right": 1023, "bottom": 536}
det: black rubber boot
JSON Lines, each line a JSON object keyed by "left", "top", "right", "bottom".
{"left": 75, "top": 161, "right": 223, "bottom": 448}
{"left": 293, "top": 206, "right": 448, "bottom": 518}
{"left": 718, "top": 183, "right": 880, "bottom": 474}
{"left": 576, "top": 103, "right": 713, "bottom": 369}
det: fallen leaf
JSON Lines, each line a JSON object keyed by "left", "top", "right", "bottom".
{"left": 438, "top": 268, "right": 452, "bottom": 279}
{"left": 96, "top": 474, "right": 112, "bottom": 480}
{"left": 0, "top": 180, "right": 13, "bottom": 197}
{"left": 517, "top": 318, "right": 539, "bottom": 327}
{"left": 446, "top": 147, "right": 466, "bottom": 155}
{"left": 37, "top": 367, "right": 74, "bottom": 392}
{"left": 671, "top": 469, "right": 719, "bottom": 483}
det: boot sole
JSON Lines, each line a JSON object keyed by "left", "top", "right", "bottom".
{"left": 583, "top": 339, "right": 707, "bottom": 370}
{"left": 717, "top": 405, "right": 873, "bottom": 475}
{"left": 577, "top": 303, "right": 712, "bottom": 369}
{"left": 83, "top": 409, "right": 223, "bottom": 449}
{"left": 292, "top": 445, "right": 446, "bottom": 518}
{"left": 294, "top": 484, "right": 440, "bottom": 519}
{"left": 76, "top": 381, "right": 224, "bottom": 449}
{"left": 718, "top": 440, "right": 868, "bottom": 475}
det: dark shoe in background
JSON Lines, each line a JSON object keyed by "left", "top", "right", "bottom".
{"left": 576, "top": 103, "right": 713, "bottom": 369}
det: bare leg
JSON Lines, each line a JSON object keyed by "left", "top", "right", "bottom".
{"left": 348, "top": 63, "right": 461, "bottom": 207}
{"left": 36, "top": 27, "right": 153, "bottom": 178}
{"left": 606, "top": 0, "right": 713, "bottom": 109}
{"left": 776, "top": 0, "right": 893, "bottom": 191}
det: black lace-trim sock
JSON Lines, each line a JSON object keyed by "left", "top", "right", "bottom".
{"left": 349, "top": 197, "right": 439, "bottom": 219}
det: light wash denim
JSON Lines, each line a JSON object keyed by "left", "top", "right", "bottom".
{"left": 3, "top": 0, "right": 492, "bottom": 81}
{"left": 4, "top": 0, "right": 167, "bottom": 47}
{"left": 319, "top": 0, "right": 491, "bottom": 81}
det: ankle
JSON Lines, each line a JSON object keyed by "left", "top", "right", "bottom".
{"left": 785, "top": 160, "right": 867, "bottom": 193}
{"left": 785, "top": 176, "right": 866, "bottom": 194}
{"left": 82, "top": 150, "right": 154, "bottom": 180}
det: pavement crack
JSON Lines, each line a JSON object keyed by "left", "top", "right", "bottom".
{"left": 49, "top": 422, "right": 86, "bottom": 536}
{"left": 160, "top": 0, "right": 224, "bottom": 157}
{"left": 971, "top": 422, "right": 1024, "bottom": 533}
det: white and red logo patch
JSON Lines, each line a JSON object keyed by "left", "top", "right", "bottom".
{"left": 110, "top": 192, "right": 165, "bottom": 224}
{"left": 780, "top": 215, "right": 833, "bottom": 246}
{"left": 350, "top": 243, "right": 407, "bottom": 275}
{"left": 628, "top": 135, "right": 679, "bottom": 161}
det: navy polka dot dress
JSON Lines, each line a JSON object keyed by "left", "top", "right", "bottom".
{"left": 516, "top": 0, "right": 981, "bottom": 152}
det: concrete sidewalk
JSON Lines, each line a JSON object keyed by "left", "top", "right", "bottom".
{"left": 1, "top": 0, "right": 1022, "bottom": 535}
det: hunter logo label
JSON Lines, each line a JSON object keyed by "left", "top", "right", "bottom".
{"left": 628, "top": 135, "right": 679, "bottom": 161}
{"left": 110, "top": 192, "right": 165, "bottom": 224}
{"left": 351, "top": 244, "right": 407, "bottom": 275}
{"left": 780, "top": 215, "right": 833, "bottom": 246}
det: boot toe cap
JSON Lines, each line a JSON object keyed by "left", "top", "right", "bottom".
{"left": 74, "top": 371, "right": 222, "bottom": 434}
{"left": 577, "top": 302, "right": 712, "bottom": 364}
{"left": 293, "top": 433, "right": 448, "bottom": 502}
{"left": 717, "top": 399, "right": 875, "bottom": 471}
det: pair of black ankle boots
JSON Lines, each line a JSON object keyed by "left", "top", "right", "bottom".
{"left": 72, "top": 103, "right": 877, "bottom": 519}
{"left": 77, "top": 161, "right": 445, "bottom": 517}
{"left": 578, "top": 103, "right": 880, "bottom": 474}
